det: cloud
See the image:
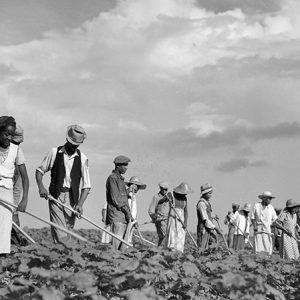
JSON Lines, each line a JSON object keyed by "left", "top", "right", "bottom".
{"left": 216, "top": 158, "right": 268, "bottom": 172}
{"left": 153, "top": 121, "right": 300, "bottom": 157}
{"left": 117, "top": 119, "right": 147, "bottom": 131}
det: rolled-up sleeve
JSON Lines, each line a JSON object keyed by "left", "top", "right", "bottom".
{"left": 81, "top": 155, "right": 91, "bottom": 189}
{"left": 36, "top": 148, "right": 57, "bottom": 175}
{"left": 198, "top": 202, "right": 216, "bottom": 230}
{"left": 107, "top": 176, "right": 128, "bottom": 210}
{"left": 16, "top": 147, "right": 26, "bottom": 165}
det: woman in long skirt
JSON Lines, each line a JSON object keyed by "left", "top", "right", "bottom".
{"left": 0, "top": 116, "right": 29, "bottom": 255}
{"left": 165, "top": 182, "right": 193, "bottom": 252}
{"left": 277, "top": 199, "right": 300, "bottom": 260}
{"left": 233, "top": 203, "right": 251, "bottom": 251}
{"left": 125, "top": 176, "right": 146, "bottom": 244}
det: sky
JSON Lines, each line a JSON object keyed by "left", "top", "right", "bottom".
{"left": 1, "top": 0, "right": 300, "bottom": 233}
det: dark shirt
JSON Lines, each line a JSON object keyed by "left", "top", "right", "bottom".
{"left": 106, "top": 169, "right": 130, "bottom": 225}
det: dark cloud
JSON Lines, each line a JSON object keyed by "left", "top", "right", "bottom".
{"left": 0, "top": 0, "right": 116, "bottom": 45}
{"left": 153, "top": 121, "right": 300, "bottom": 156}
{"left": 0, "top": 64, "right": 19, "bottom": 80}
{"left": 216, "top": 158, "right": 268, "bottom": 172}
{"left": 250, "top": 122, "right": 300, "bottom": 140}
{"left": 195, "top": 0, "right": 282, "bottom": 15}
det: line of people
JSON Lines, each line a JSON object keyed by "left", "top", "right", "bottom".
{"left": 224, "top": 191, "right": 300, "bottom": 259}
{"left": 0, "top": 117, "right": 299, "bottom": 261}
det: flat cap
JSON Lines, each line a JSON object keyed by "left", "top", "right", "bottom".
{"left": 113, "top": 155, "right": 131, "bottom": 164}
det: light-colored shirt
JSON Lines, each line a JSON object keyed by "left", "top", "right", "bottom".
{"left": 148, "top": 192, "right": 170, "bottom": 219}
{"left": 36, "top": 146, "right": 91, "bottom": 189}
{"left": 128, "top": 191, "right": 137, "bottom": 221}
{"left": 197, "top": 199, "right": 216, "bottom": 230}
{"left": 13, "top": 146, "right": 26, "bottom": 204}
{"left": 251, "top": 202, "right": 277, "bottom": 233}
{"left": 0, "top": 144, "right": 24, "bottom": 189}
{"left": 234, "top": 211, "right": 250, "bottom": 235}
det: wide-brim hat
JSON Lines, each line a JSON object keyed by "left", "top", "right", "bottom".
{"left": 126, "top": 176, "right": 146, "bottom": 190}
{"left": 12, "top": 124, "right": 24, "bottom": 144}
{"left": 158, "top": 181, "right": 169, "bottom": 189}
{"left": 258, "top": 191, "right": 275, "bottom": 199}
{"left": 240, "top": 203, "right": 251, "bottom": 212}
{"left": 173, "top": 182, "right": 193, "bottom": 195}
{"left": 66, "top": 125, "right": 86, "bottom": 145}
{"left": 285, "top": 199, "right": 300, "bottom": 208}
{"left": 200, "top": 183, "right": 213, "bottom": 195}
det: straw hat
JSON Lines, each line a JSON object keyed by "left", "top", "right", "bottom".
{"left": 66, "top": 125, "right": 86, "bottom": 145}
{"left": 158, "top": 181, "right": 169, "bottom": 189}
{"left": 126, "top": 176, "right": 146, "bottom": 190}
{"left": 258, "top": 191, "right": 275, "bottom": 199}
{"left": 173, "top": 182, "right": 193, "bottom": 195}
{"left": 200, "top": 183, "right": 213, "bottom": 195}
{"left": 285, "top": 199, "right": 300, "bottom": 208}
{"left": 240, "top": 203, "right": 251, "bottom": 212}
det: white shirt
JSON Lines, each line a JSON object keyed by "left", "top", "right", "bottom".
{"left": 197, "top": 199, "right": 216, "bottom": 230}
{"left": 234, "top": 211, "right": 250, "bottom": 235}
{"left": 128, "top": 191, "right": 137, "bottom": 221}
{"left": 251, "top": 202, "right": 277, "bottom": 233}
{"left": 0, "top": 144, "right": 24, "bottom": 189}
{"left": 36, "top": 146, "right": 91, "bottom": 189}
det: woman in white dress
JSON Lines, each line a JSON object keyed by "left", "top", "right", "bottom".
{"left": 165, "top": 182, "right": 193, "bottom": 252}
{"left": 125, "top": 176, "right": 146, "bottom": 244}
{"left": 0, "top": 116, "right": 29, "bottom": 255}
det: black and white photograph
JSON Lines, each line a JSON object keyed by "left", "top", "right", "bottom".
{"left": 0, "top": 0, "right": 300, "bottom": 299}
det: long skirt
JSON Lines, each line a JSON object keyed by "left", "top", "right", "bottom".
{"left": 166, "top": 208, "right": 186, "bottom": 252}
{"left": 233, "top": 234, "right": 245, "bottom": 251}
{"left": 0, "top": 186, "right": 13, "bottom": 254}
{"left": 254, "top": 232, "right": 273, "bottom": 255}
{"left": 279, "top": 233, "right": 299, "bottom": 260}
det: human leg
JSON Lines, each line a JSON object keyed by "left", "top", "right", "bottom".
{"left": 111, "top": 222, "right": 127, "bottom": 250}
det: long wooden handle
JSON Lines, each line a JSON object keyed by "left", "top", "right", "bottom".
{"left": 47, "top": 195, "right": 133, "bottom": 248}
{"left": 0, "top": 198, "right": 94, "bottom": 246}
{"left": 12, "top": 221, "right": 36, "bottom": 244}
{"left": 136, "top": 229, "right": 156, "bottom": 246}
{"left": 216, "top": 219, "right": 230, "bottom": 252}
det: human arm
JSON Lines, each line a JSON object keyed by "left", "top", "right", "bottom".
{"left": 102, "top": 208, "right": 107, "bottom": 223}
{"left": 148, "top": 195, "right": 158, "bottom": 221}
{"left": 197, "top": 201, "right": 216, "bottom": 230}
{"left": 107, "top": 176, "right": 132, "bottom": 222}
{"left": 35, "top": 170, "right": 48, "bottom": 198}
{"left": 224, "top": 212, "right": 231, "bottom": 225}
{"left": 36, "top": 149, "right": 56, "bottom": 198}
{"left": 16, "top": 164, "right": 29, "bottom": 212}
{"left": 73, "top": 156, "right": 91, "bottom": 215}
{"left": 74, "top": 188, "right": 91, "bottom": 215}
{"left": 183, "top": 201, "right": 188, "bottom": 228}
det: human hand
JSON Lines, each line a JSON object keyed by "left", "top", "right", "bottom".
{"left": 39, "top": 186, "right": 48, "bottom": 199}
{"left": 74, "top": 204, "right": 83, "bottom": 218}
{"left": 134, "top": 222, "right": 139, "bottom": 229}
{"left": 17, "top": 200, "right": 27, "bottom": 212}
{"left": 214, "top": 227, "right": 222, "bottom": 235}
{"left": 214, "top": 214, "right": 219, "bottom": 221}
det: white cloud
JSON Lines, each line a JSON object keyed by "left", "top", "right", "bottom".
{"left": 118, "top": 119, "right": 148, "bottom": 131}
